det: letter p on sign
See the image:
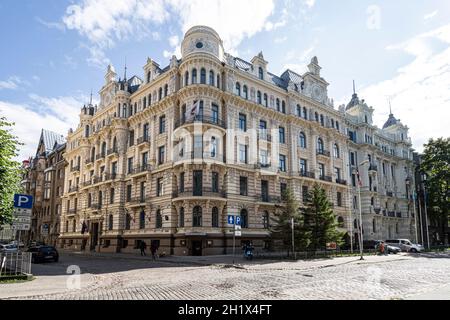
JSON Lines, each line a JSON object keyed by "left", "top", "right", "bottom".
{"left": 14, "top": 194, "right": 33, "bottom": 209}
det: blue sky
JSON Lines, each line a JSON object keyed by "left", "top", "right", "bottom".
{"left": 0, "top": 0, "right": 449, "bottom": 159}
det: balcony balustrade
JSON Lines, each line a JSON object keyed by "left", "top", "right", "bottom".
{"left": 316, "top": 149, "right": 331, "bottom": 157}
{"left": 174, "top": 152, "right": 226, "bottom": 163}
{"left": 107, "top": 148, "right": 118, "bottom": 156}
{"left": 68, "top": 186, "right": 79, "bottom": 193}
{"left": 174, "top": 115, "right": 226, "bottom": 129}
{"left": 336, "top": 179, "right": 347, "bottom": 185}
{"left": 319, "top": 175, "right": 333, "bottom": 182}
{"left": 137, "top": 136, "right": 150, "bottom": 145}
{"left": 300, "top": 171, "right": 315, "bottom": 179}
{"left": 70, "top": 166, "right": 80, "bottom": 172}
{"left": 172, "top": 187, "right": 227, "bottom": 199}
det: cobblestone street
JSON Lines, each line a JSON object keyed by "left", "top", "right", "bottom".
{"left": 1, "top": 251, "right": 449, "bottom": 300}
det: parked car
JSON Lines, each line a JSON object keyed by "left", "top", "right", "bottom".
{"left": 27, "top": 246, "right": 59, "bottom": 263}
{"left": 374, "top": 240, "right": 401, "bottom": 254}
{"left": 0, "top": 244, "right": 19, "bottom": 253}
{"left": 385, "top": 239, "right": 424, "bottom": 253}
{"left": 9, "top": 240, "right": 25, "bottom": 248}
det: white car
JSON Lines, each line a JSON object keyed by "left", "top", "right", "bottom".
{"left": 385, "top": 239, "right": 424, "bottom": 253}
{"left": 0, "top": 244, "right": 19, "bottom": 253}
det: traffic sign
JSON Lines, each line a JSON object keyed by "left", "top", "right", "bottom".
{"left": 235, "top": 224, "right": 241, "bottom": 230}
{"left": 13, "top": 208, "right": 32, "bottom": 217}
{"left": 234, "top": 231, "right": 242, "bottom": 237}
{"left": 227, "top": 215, "right": 235, "bottom": 225}
{"left": 13, "top": 194, "right": 33, "bottom": 209}
{"left": 11, "top": 223, "right": 31, "bottom": 231}
{"left": 235, "top": 216, "right": 241, "bottom": 226}
{"left": 14, "top": 216, "right": 31, "bottom": 224}
{"left": 41, "top": 224, "right": 49, "bottom": 236}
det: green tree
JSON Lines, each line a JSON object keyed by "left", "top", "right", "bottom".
{"left": 0, "top": 117, "right": 23, "bottom": 225}
{"left": 302, "top": 184, "right": 344, "bottom": 251}
{"left": 420, "top": 138, "right": 450, "bottom": 245}
{"left": 270, "top": 188, "right": 311, "bottom": 255}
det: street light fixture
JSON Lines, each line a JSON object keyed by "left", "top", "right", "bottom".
{"left": 357, "top": 160, "right": 369, "bottom": 260}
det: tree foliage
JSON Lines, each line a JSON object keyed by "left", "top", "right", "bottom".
{"left": 302, "top": 184, "right": 345, "bottom": 251}
{"left": 0, "top": 117, "right": 23, "bottom": 224}
{"left": 420, "top": 137, "right": 450, "bottom": 243}
{"left": 270, "top": 188, "right": 311, "bottom": 253}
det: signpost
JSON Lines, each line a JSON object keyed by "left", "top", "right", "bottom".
{"left": 12, "top": 194, "right": 33, "bottom": 247}
{"left": 228, "top": 215, "right": 242, "bottom": 265}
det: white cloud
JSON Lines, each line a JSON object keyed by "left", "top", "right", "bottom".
{"left": 281, "top": 43, "right": 317, "bottom": 74}
{"left": 36, "top": 17, "right": 66, "bottom": 31}
{"left": 305, "top": 0, "right": 316, "bottom": 9}
{"left": 359, "top": 23, "right": 450, "bottom": 152}
{"left": 62, "top": 0, "right": 276, "bottom": 64}
{"left": 0, "top": 76, "right": 23, "bottom": 90}
{"left": 424, "top": 10, "right": 438, "bottom": 20}
{"left": 0, "top": 94, "right": 88, "bottom": 160}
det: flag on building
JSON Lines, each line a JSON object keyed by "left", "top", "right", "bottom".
{"left": 356, "top": 169, "right": 363, "bottom": 187}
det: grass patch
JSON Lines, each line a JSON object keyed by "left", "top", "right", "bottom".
{"left": 0, "top": 274, "right": 34, "bottom": 284}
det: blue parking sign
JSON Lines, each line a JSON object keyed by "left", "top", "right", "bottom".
{"left": 235, "top": 216, "right": 241, "bottom": 226}
{"left": 227, "top": 215, "right": 235, "bottom": 225}
{"left": 13, "top": 194, "right": 33, "bottom": 209}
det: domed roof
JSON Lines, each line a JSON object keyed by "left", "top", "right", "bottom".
{"left": 184, "top": 25, "right": 221, "bottom": 40}
{"left": 345, "top": 93, "right": 360, "bottom": 110}
{"left": 383, "top": 113, "right": 399, "bottom": 129}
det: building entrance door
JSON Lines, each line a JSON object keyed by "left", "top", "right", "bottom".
{"left": 90, "top": 223, "right": 99, "bottom": 251}
{"left": 192, "top": 241, "right": 202, "bottom": 256}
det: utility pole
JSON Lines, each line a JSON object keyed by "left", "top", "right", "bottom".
{"left": 291, "top": 217, "right": 296, "bottom": 260}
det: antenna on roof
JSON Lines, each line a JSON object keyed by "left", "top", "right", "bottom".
{"left": 124, "top": 56, "right": 127, "bottom": 81}
{"left": 89, "top": 89, "right": 93, "bottom": 106}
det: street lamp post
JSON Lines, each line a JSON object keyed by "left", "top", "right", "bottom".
{"left": 421, "top": 174, "right": 431, "bottom": 249}
{"left": 357, "top": 160, "right": 369, "bottom": 260}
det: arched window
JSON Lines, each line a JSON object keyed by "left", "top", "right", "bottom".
{"left": 263, "top": 93, "right": 268, "bottom": 107}
{"left": 72, "top": 220, "right": 76, "bottom": 232}
{"left": 320, "top": 114, "right": 324, "bottom": 126}
{"left": 257, "top": 91, "right": 262, "bottom": 104}
{"left": 91, "top": 147, "right": 96, "bottom": 161}
{"left": 315, "top": 112, "right": 319, "bottom": 122}
{"left": 85, "top": 125, "right": 90, "bottom": 138}
{"left": 156, "top": 210, "right": 162, "bottom": 228}
{"left": 296, "top": 105, "right": 301, "bottom": 117}
{"left": 108, "top": 214, "right": 113, "bottom": 230}
{"left": 65, "top": 220, "right": 69, "bottom": 233}
{"left": 373, "top": 219, "right": 377, "bottom": 233}
{"left": 139, "top": 210, "right": 145, "bottom": 230}
{"left": 276, "top": 99, "right": 280, "bottom": 111}
{"left": 193, "top": 206, "right": 202, "bottom": 227}
{"left": 258, "top": 67, "right": 264, "bottom": 80}
{"left": 184, "top": 71, "right": 189, "bottom": 87}
{"left": 371, "top": 197, "right": 375, "bottom": 206}
{"left": 179, "top": 207, "right": 185, "bottom": 227}
{"left": 164, "top": 84, "right": 168, "bottom": 97}
{"left": 147, "top": 71, "right": 151, "bottom": 83}
{"left": 333, "top": 144, "right": 340, "bottom": 158}
{"left": 217, "top": 74, "right": 220, "bottom": 89}
{"left": 331, "top": 119, "right": 335, "bottom": 128}
{"left": 200, "top": 68, "right": 206, "bottom": 84}
{"left": 148, "top": 94, "right": 152, "bottom": 106}
{"left": 243, "top": 85, "right": 248, "bottom": 99}
{"left": 101, "top": 142, "right": 107, "bottom": 157}
{"left": 125, "top": 214, "right": 131, "bottom": 230}
{"left": 281, "top": 101, "right": 286, "bottom": 114}
{"left": 209, "top": 70, "right": 214, "bottom": 86}
{"left": 338, "top": 216, "right": 345, "bottom": 228}
{"left": 336, "top": 121, "right": 340, "bottom": 131}
{"left": 235, "top": 82, "right": 241, "bottom": 96}
{"left": 192, "top": 68, "right": 197, "bottom": 84}
{"left": 303, "top": 107, "right": 308, "bottom": 119}
{"left": 122, "top": 104, "right": 127, "bottom": 118}
{"left": 240, "top": 209, "right": 248, "bottom": 228}
{"left": 143, "top": 97, "right": 147, "bottom": 109}
{"left": 212, "top": 207, "right": 219, "bottom": 228}
{"left": 317, "top": 138, "right": 324, "bottom": 153}
{"left": 299, "top": 132, "right": 307, "bottom": 148}
{"left": 158, "top": 87, "right": 163, "bottom": 101}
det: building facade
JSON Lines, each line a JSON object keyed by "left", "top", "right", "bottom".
{"left": 59, "top": 26, "right": 416, "bottom": 255}
{"left": 21, "top": 129, "right": 66, "bottom": 246}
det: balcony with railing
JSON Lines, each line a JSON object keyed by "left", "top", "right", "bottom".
{"left": 257, "top": 132, "right": 272, "bottom": 142}
{"left": 316, "top": 149, "right": 331, "bottom": 157}
{"left": 257, "top": 194, "right": 281, "bottom": 204}
{"left": 137, "top": 136, "right": 150, "bottom": 145}
{"left": 174, "top": 115, "right": 226, "bottom": 130}
{"left": 319, "top": 175, "right": 333, "bottom": 182}
{"left": 374, "top": 208, "right": 381, "bottom": 214}
{"left": 299, "top": 171, "right": 315, "bottom": 179}
{"left": 67, "top": 209, "right": 77, "bottom": 215}
{"left": 396, "top": 211, "right": 402, "bottom": 218}
{"left": 172, "top": 187, "right": 227, "bottom": 199}
{"left": 174, "top": 151, "right": 226, "bottom": 164}
{"left": 336, "top": 179, "right": 347, "bottom": 185}
{"left": 85, "top": 158, "right": 94, "bottom": 165}
{"left": 96, "top": 153, "right": 105, "bottom": 161}
{"left": 127, "top": 196, "right": 148, "bottom": 205}
{"left": 131, "top": 164, "right": 152, "bottom": 175}
{"left": 386, "top": 191, "right": 394, "bottom": 197}
{"left": 255, "top": 162, "right": 272, "bottom": 169}
{"left": 107, "top": 148, "right": 118, "bottom": 156}
{"left": 70, "top": 166, "right": 80, "bottom": 172}
{"left": 369, "top": 164, "right": 378, "bottom": 172}
{"left": 68, "top": 186, "right": 79, "bottom": 193}
{"left": 388, "top": 211, "right": 396, "bottom": 217}
{"left": 90, "top": 203, "right": 100, "bottom": 210}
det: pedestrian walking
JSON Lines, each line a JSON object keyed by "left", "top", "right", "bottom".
{"left": 139, "top": 241, "right": 147, "bottom": 256}
{"left": 150, "top": 243, "right": 158, "bottom": 260}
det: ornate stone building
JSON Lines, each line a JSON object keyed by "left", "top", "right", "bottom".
{"left": 59, "top": 26, "right": 415, "bottom": 255}
{"left": 21, "top": 129, "right": 66, "bottom": 246}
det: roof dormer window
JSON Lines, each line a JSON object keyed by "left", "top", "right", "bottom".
{"left": 258, "top": 67, "right": 264, "bottom": 80}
